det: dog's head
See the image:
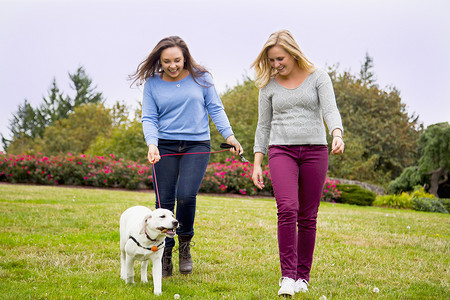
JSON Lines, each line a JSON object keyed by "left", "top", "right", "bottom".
{"left": 139, "top": 208, "right": 178, "bottom": 238}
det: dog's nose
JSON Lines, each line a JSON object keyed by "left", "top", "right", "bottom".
{"left": 173, "top": 220, "right": 179, "bottom": 227}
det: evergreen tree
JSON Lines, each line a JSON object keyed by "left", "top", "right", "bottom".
{"left": 359, "top": 52, "right": 376, "bottom": 86}
{"left": 1, "top": 99, "right": 37, "bottom": 151}
{"left": 417, "top": 122, "right": 449, "bottom": 196}
{"left": 4, "top": 67, "right": 104, "bottom": 153}
{"left": 7, "top": 99, "right": 37, "bottom": 139}
{"left": 387, "top": 122, "right": 449, "bottom": 197}
{"left": 69, "top": 67, "right": 103, "bottom": 107}
{"left": 36, "top": 79, "right": 68, "bottom": 138}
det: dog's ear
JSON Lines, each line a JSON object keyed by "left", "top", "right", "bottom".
{"left": 139, "top": 214, "right": 152, "bottom": 234}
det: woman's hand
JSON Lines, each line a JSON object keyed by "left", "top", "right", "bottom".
{"left": 252, "top": 165, "right": 265, "bottom": 189}
{"left": 147, "top": 144, "right": 161, "bottom": 164}
{"left": 331, "top": 129, "right": 344, "bottom": 154}
{"left": 252, "top": 152, "right": 265, "bottom": 189}
{"left": 331, "top": 136, "right": 344, "bottom": 154}
{"left": 226, "top": 135, "right": 244, "bottom": 155}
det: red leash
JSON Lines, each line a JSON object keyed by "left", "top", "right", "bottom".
{"left": 152, "top": 149, "right": 230, "bottom": 208}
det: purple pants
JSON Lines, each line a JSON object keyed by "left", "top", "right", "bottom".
{"left": 268, "top": 145, "right": 329, "bottom": 281}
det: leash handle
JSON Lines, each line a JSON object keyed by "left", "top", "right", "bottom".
{"left": 220, "top": 143, "right": 234, "bottom": 149}
{"left": 220, "top": 143, "right": 249, "bottom": 163}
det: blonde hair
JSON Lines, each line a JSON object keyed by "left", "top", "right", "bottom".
{"left": 251, "top": 30, "right": 316, "bottom": 88}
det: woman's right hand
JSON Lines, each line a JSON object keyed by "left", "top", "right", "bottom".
{"left": 147, "top": 144, "right": 161, "bottom": 164}
{"left": 252, "top": 164, "right": 265, "bottom": 190}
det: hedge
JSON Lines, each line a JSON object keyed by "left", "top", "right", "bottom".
{"left": 1, "top": 153, "right": 344, "bottom": 200}
{"left": 336, "top": 184, "right": 376, "bottom": 206}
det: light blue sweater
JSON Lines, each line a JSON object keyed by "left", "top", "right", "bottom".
{"left": 142, "top": 72, "right": 234, "bottom": 146}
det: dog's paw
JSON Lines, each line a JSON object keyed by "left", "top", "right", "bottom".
{"left": 154, "top": 290, "right": 162, "bottom": 296}
{"left": 125, "top": 278, "right": 135, "bottom": 284}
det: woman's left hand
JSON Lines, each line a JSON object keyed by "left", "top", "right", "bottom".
{"left": 331, "top": 136, "right": 345, "bottom": 154}
{"left": 226, "top": 135, "right": 244, "bottom": 155}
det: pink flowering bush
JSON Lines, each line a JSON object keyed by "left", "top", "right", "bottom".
{"left": 0, "top": 152, "right": 153, "bottom": 190}
{"left": 200, "top": 157, "right": 273, "bottom": 196}
{"left": 1, "top": 152, "right": 342, "bottom": 198}
{"left": 321, "top": 178, "right": 342, "bottom": 202}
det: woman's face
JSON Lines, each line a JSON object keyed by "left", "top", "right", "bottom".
{"left": 267, "top": 45, "right": 297, "bottom": 77}
{"left": 160, "top": 46, "right": 185, "bottom": 80}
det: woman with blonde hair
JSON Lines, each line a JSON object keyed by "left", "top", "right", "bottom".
{"left": 251, "top": 30, "right": 344, "bottom": 296}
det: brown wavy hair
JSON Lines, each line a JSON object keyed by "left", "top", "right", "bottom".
{"left": 129, "top": 36, "right": 210, "bottom": 87}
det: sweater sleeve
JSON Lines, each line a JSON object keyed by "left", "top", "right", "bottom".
{"left": 141, "top": 79, "right": 160, "bottom": 146}
{"left": 253, "top": 87, "right": 273, "bottom": 155}
{"left": 203, "top": 73, "right": 234, "bottom": 140}
{"left": 316, "top": 69, "right": 344, "bottom": 136}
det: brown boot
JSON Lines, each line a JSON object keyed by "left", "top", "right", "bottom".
{"left": 162, "top": 246, "right": 173, "bottom": 278}
{"left": 178, "top": 235, "right": 194, "bottom": 274}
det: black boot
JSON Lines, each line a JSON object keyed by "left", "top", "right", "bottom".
{"left": 178, "top": 235, "right": 194, "bottom": 274}
{"left": 162, "top": 246, "right": 173, "bottom": 278}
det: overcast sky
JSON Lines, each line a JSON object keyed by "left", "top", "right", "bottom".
{"left": 1, "top": 0, "right": 449, "bottom": 151}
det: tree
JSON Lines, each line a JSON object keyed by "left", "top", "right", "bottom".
{"left": 6, "top": 99, "right": 37, "bottom": 139}
{"left": 328, "top": 62, "right": 423, "bottom": 185}
{"left": 2, "top": 99, "right": 39, "bottom": 153}
{"left": 37, "top": 103, "right": 112, "bottom": 155}
{"left": 359, "top": 52, "right": 376, "bottom": 86}
{"left": 69, "top": 67, "right": 103, "bottom": 107}
{"left": 209, "top": 77, "right": 259, "bottom": 161}
{"left": 417, "top": 122, "right": 449, "bottom": 196}
{"left": 35, "top": 79, "right": 68, "bottom": 138}
{"left": 87, "top": 120, "right": 147, "bottom": 163}
{"left": 110, "top": 100, "right": 131, "bottom": 128}
{"left": 387, "top": 122, "right": 449, "bottom": 197}
{"left": 4, "top": 67, "right": 104, "bottom": 153}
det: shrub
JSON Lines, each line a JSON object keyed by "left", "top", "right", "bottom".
{"left": 373, "top": 187, "right": 450, "bottom": 213}
{"left": 387, "top": 166, "right": 423, "bottom": 194}
{"left": 200, "top": 157, "right": 272, "bottom": 196}
{"left": 336, "top": 184, "right": 376, "bottom": 206}
{"left": 412, "top": 198, "right": 449, "bottom": 213}
{"left": 0, "top": 153, "right": 153, "bottom": 190}
{"left": 409, "top": 187, "right": 436, "bottom": 201}
{"left": 0, "top": 153, "right": 271, "bottom": 195}
{"left": 0, "top": 152, "right": 367, "bottom": 200}
{"left": 373, "top": 193, "right": 413, "bottom": 209}
{"left": 321, "top": 178, "right": 342, "bottom": 202}
{"left": 439, "top": 198, "right": 450, "bottom": 212}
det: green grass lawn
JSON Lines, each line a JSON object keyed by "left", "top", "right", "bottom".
{"left": 0, "top": 183, "right": 448, "bottom": 299}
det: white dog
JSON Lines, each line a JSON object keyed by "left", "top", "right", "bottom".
{"left": 120, "top": 206, "right": 178, "bottom": 295}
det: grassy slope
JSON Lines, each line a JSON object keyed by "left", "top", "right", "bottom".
{"left": 0, "top": 184, "right": 448, "bottom": 299}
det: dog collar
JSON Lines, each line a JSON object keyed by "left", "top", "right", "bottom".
{"left": 144, "top": 230, "right": 157, "bottom": 242}
{"left": 129, "top": 236, "right": 164, "bottom": 252}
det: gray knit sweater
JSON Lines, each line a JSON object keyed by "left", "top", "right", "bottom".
{"left": 254, "top": 68, "right": 343, "bottom": 155}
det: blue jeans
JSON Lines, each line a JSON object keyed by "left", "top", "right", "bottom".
{"left": 153, "top": 139, "right": 211, "bottom": 248}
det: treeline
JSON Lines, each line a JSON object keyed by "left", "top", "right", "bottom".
{"left": 2, "top": 57, "right": 449, "bottom": 196}
{"left": 2, "top": 67, "right": 147, "bottom": 163}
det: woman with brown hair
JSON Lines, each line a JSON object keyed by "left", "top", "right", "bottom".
{"left": 130, "top": 36, "right": 243, "bottom": 277}
{"left": 251, "top": 30, "right": 344, "bottom": 296}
